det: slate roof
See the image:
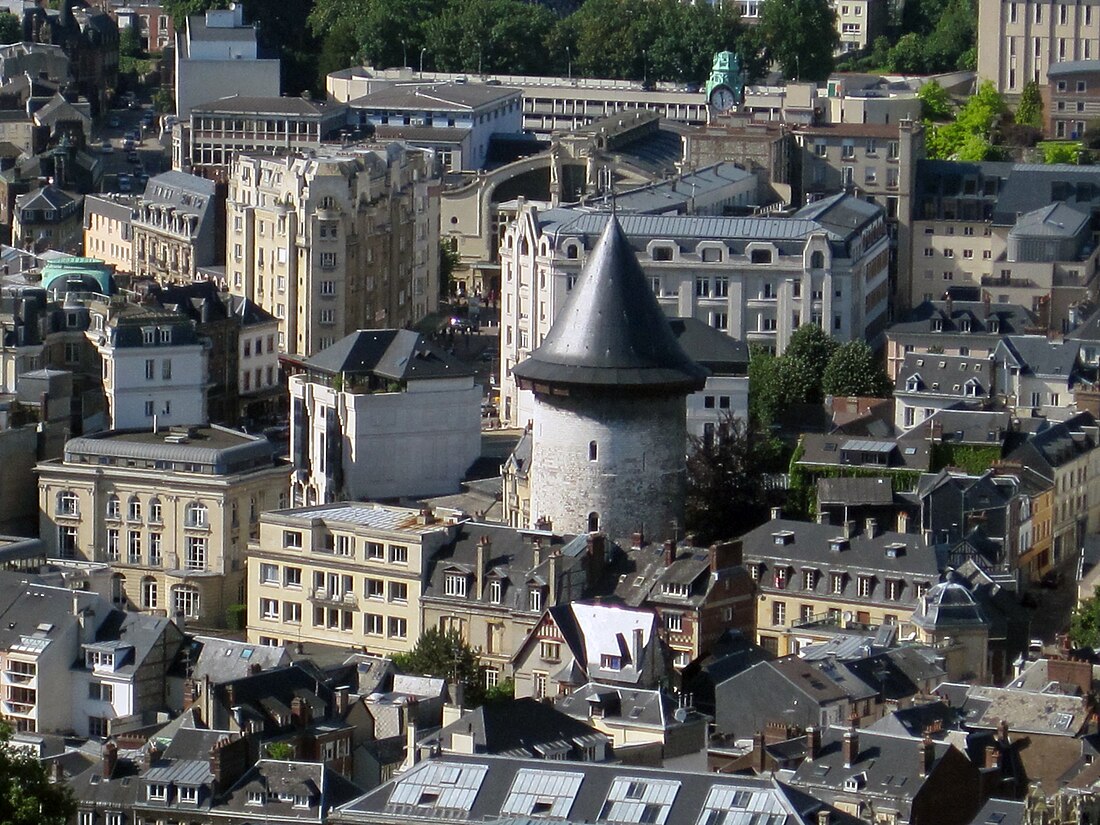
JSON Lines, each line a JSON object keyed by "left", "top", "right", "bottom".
{"left": 967, "top": 798, "right": 1026, "bottom": 825}
{"left": 994, "top": 335, "right": 1080, "bottom": 378}
{"left": 1068, "top": 305, "right": 1100, "bottom": 343}
{"left": 332, "top": 753, "right": 861, "bottom": 825}
{"left": 1048, "top": 60, "right": 1100, "bottom": 76}
{"left": 16, "top": 184, "right": 75, "bottom": 212}
{"left": 184, "top": 635, "right": 290, "bottom": 684}
{"left": 511, "top": 217, "right": 707, "bottom": 392}
{"left": 887, "top": 299, "right": 1036, "bottom": 338}
{"left": 63, "top": 425, "right": 276, "bottom": 474}
{"left": 896, "top": 352, "right": 993, "bottom": 399}
{"left": 220, "top": 760, "right": 364, "bottom": 820}
{"left": 585, "top": 162, "right": 753, "bottom": 215}
{"left": 798, "top": 431, "right": 933, "bottom": 471}
{"left": 668, "top": 317, "right": 749, "bottom": 375}
{"left": 1009, "top": 201, "right": 1089, "bottom": 239}
{"left": 424, "top": 698, "right": 609, "bottom": 758}
{"left": 302, "top": 329, "right": 473, "bottom": 382}
{"left": 867, "top": 700, "right": 960, "bottom": 739}
{"left": 714, "top": 658, "right": 850, "bottom": 737}
{"left": 555, "top": 683, "right": 701, "bottom": 731}
{"left": 816, "top": 476, "right": 894, "bottom": 506}
{"left": 1005, "top": 411, "right": 1099, "bottom": 479}
{"left": 192, "top": 95, "right": 343, "bottom": 117}
{"left": 910, "top": 582, "right": 988, "bottom": 630}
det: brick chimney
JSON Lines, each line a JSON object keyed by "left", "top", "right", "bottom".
{"left": 919, "top": 736, "right": 935, "bottom": 777}
{"left": 585, "top": 533, "right": 606, "bottom": 591}
{"left": 663, "top": 539, "right": 676, "bottom": 566}
{"left": 334, "top": 685, "right": 350, "bottom": 717}
{"left": 709, "top": 540, "right": 743, "bottom": 573}
{"left": 290, "top": 696, "right": 312, "bottom": 729}
{"left": 806, "top": 726, "right": 821, "bottom": 760}
{"left": 842, "top": 728, "right": 859, "bottom": 768}
{"left": 182, "top": 678, "right": 198, "bottom": 711}
{"left": 984, "top": 744, "right": 1000, "bottom": 770}
{"left": 548, "top": 551, "right": 560, "bottom": 606}
{"left": 101, "top": 740, "right": 118, "bottom": 780}
{"left": 476, "top": 535, "right": 490, "bottom": 600}
{"left": 755, "top": 731, "right": 767, "bottom": 773}
{"left": 897, "top": 511, "right": 910, "bottom": 533}
{"left": 531, "top": 537, "right": 542, "bottom": 569}
{"left": 209, "top": 735, "right": 251, "bottom": 793}
{"left": 631, "top": 531, "right": 645, "bottom": 549}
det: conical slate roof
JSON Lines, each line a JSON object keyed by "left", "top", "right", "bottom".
{"left": 512, "top": 216, "right": 707, "bottom": 392}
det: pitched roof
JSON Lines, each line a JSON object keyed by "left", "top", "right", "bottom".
{"left": 887, "top": 299, "right": 1036, "bottom": 338}
{"left": 668, "top": 317, "right": 748, "bottom": 374}
{"left": 816, "top": 476, "right": 894, "bottom": 506}
{"left": 1009, "top": 201, "right": 1089, "bottom": 239}
{"left": 346, "top": 82, "right": 521, "bottom": 112}
{"left": 303, "top": 329, "right": 473, "bottom": 381}
{"left": 994, "top": 335, "right": 1079, "bottom": 378}
{"left": 512, "top": 217, "right": 707, "bottom": 392}
{"left": 426, "top": 698, "right": 608, "bottom": 758}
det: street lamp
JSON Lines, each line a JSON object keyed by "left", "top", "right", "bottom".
{"left": 420, "top": 47, "right": 427, "bottom": 78}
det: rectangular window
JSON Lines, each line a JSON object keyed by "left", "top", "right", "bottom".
{"left": 367, "top": 541, "right": 384, "bottom": 560}
{"left": 390, "top": 545, "right": 408, "bottom": 564}
{"left": 831, "top": 572, "right": 844, "bottom": 594}
{"left": 145, "top": 359, "right": 155, "bottom": 380}
{"left": 388, "top": 617, "right": 407, "bottom": 638}
{"left": 284, "top": 530, "right": 303, "bottom": 548}
{"left": 162, "top": 359, "right": 171, "bottom": 380}
{"left": 444, "top": 574, "right": 468, "bottom": 597}
{"left": 365, "top": 578, "right": 384, "bottom": 599}
{"left": 186, "top": 536, "right": 207, "bottom": 570}
{"left": 364, "top": 613, "right": 383, "bottom": 635}
{"left": 857, "top": 576, "right": 872, "bottom": 597}
{"left": 260, "top": 598, "right": 279, "bottom": 619}
{"left": 284, "top": 567, "right": 302, "bottom": 588}
{"left": 488, "top": 579, "right": 502, "bottom": 603}
{"left": 260, "top": 563, "right": 279, "bottom": 584}
{"left": 772, "top": 601, "right": 786, "bottom": 626}
{"left": 389, "top": 582, "right": 408, "bottom": 602}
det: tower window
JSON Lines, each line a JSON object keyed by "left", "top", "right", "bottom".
{"left": 588, "top": 512, "right": 600, "bottom": 532}
{"left": 589, "top": 441, "right": 598, "bottom": 461}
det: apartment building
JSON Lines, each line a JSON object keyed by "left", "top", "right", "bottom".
{"left": 977, "top": 0, "right": 1100, "bottom": 92}
{"left": 992, "top": 335, "right": 1081, "bottom": 417}
{"left": 894, "top": 352, "right": 995, "bottom": 431}
{"left": 499, "top": 194, "right": 890, "bottom": 426}
{"left": 83, "top": 194, "right": 135, "bottom": 273}
{"left": 830, "top": 0, "right": 888, "bottom": 53}
{"left": 1045, "top": 60, "right": 1100, "bottom": 138}
{"left": 13, "top": 185, "right": 82, "bottom": 253}
{"left": 84, "top": 299, "right": 208, "bottom": 430}
{"left": 740, "top": 515, "right": 941, "bottom": 657}
{"left": 173, "top": 4, "right": 280, "bottom": 119}
{"left": 176, "top": 96, "right": 348, "bottom": 180}
{"left": 37, "top": 425, "right": 289, "bottom": 627}
{"left": 287, "top": 329, "right": 480, "bottom": 505}
{"left": 245, "top": 502, "right": 458, "bottom": 654}
{"left": 225, "top": 146, "right": 440, "bottom": 356}
{"left": 911, "top": 161, "right": 1100, "bottom": 329}
{"left": 131, "top": 171, "right": 219, "bottom": 283}
{"left": 0, "top": 575, "right": 182, "bottom": 737}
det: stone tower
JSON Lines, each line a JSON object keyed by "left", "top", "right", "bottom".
{"left": 512, "top": 216, "right": 707, "bottom": 540}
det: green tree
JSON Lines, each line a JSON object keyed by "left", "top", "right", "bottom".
{"left": 0, "top": 723, "right": 75, "bottom": 824}
{"left": 265, "top": 742, "right": 294, "bottom": 759}
{"left": 888, "top": 33, "right": 926, "bottom": 73}
{"left": 162, "top": 0, "right": 227, "bottom": 27}
{"left": 317, "top": 22, "right": 360, "bottom": 86}
{"left": 758, "top": 0, "right": 838, "bottom": 80}
{"left": 392, "top": 628, "right": 485, "bottom": 705}
{"left": 1041, "top": 141, "right": 1083, "bottom": 164}
{"left": 0, "top": 12, "right": 21, "bottom": 45}
{"left": 783, "top": 324, "right": 839, "bottom": 401}
{"left": 120, "top": 26, "right": 144, "bottom": 59}
{"left": 1070, "top": 586, "right": 1100, "bottom": 648}
{"left": 685, "top": 414, "right": 783, "bottom": 545}
{"left": 821, "top": 341, "right": 892, "bottom": 397}
{"left": 925, "top": 80, "right": 1005, "bottom": 160}
{"left": 918, "top": 80, "right": 952, "bottom": 121}
{"left": 1016, "top": 80, "right": 1044, "bottom": 129}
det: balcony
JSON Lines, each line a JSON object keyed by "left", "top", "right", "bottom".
{"left": 309, "top": 589, "right": 358, "bottom": 608}
{"left": 1, "top": 670, "right": 35, "bottom": 687}
{"left": 2, "top": 700, "right": 35, "bottom": 716}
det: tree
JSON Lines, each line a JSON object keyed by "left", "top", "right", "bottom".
{"left": 925, "top": 80, "right": 1005, "bottom": 160}
{"left": 758, "top": 0, "right": 838, "bottom": 80}
{"left": 0, "top": 13, "right": 20, "bottom": 45}
{"left": 1070, "top": 586, "right": 1100, "bottom": 648}
{"left": 1041, "top": 141, "right": 1084, "bottom": 164}
{"left": 685, "top": 414, "right": 783, "bottom": 545}
{"left": 162, "top": 0, "right": 227, "bottom": 27}
{"left": 821, "top": 341, "right": 892, "bottom": 397}
{"left": 1016, "top": 80, "right": 1043, "bottom": 129}
{"left": 918, "top": 80, "right": 952, "bottom": 121}
{"left": 0, "top": 723, "right": 75, "bottom": 825}
{"left": 783, "top": 324, "right": 839, "bottom": 401}
{"left": 119, "top": 26, "right": 144, "bottom": 59}
{"left": 392, "top": 628, "right": 485, "bottom": 705}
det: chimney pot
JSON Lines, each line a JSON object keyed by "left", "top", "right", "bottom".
{"left": 843, "top": 729, "right": 859, "bottom": 767}
{"left": 663, "top": 539, "right": 676, "bottom": 566}
{"left": 843, "top": 520, "right": 856, "bottom": 539}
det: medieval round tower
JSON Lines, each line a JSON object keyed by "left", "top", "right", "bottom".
{"left": 511, "top": 216, "right": 707, "bottom": 541}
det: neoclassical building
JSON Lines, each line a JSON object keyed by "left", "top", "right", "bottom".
{"left": 37, "top": 426, "right": 289, "bottom": 627}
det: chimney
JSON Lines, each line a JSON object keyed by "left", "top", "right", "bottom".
{"left": 663, "top": 539, "right": 676, "bottom": 566}
{"left": 403, "top": 714, "right": 419, "bottom": 771}
{"left": 817, "top": 811, "right": 831, "bottom": 825}
{"left": 865, "top": 517, "right": 878, "bottom": 538}
{"left": 334, "top": 685, "right": 350, "bottom": 717}
{"left": 631, "top": 531, "right": 645, "bottom": 549}
{"left": 945, "top": 294, "right": 954, "bottom": 318}
{"left": 806, "top": 726, "right": 821, "bottom": 760}
{"left": 142, "top": 741, "right": 162, "bottom": 772}
{"left": 182, "top": 678, "right": 198, "bottom": 711}
{"left": 249, "top": 663, "right": 261, "bottom": 675}
{"left": 476, "top": 536, "right": 490, "bottom": 600}
{"left": 531, "top": 538, "right": 542, "bottom": 569}
{"left": 101, "top": 740, "right": 118, "bottom": 780}
{"left": 984, "top": 744, "right": 1001, "bottom": 770}
{"left": 709, "top": 540, "right": 742, "bottom": 573}
{"left": 208, "top": 735, "right": 251, "bottom": 793}
{"left": 897, "top": 510, "right": 910, "bottom": 534}
{"left": 632, "top": 627, "right": 645, "bottom": 670}
{"left": 417, "top": 507, "right": 436, "bottom": 525}
{"left": 585, "top": 533, "right": 606, "bottom": 591}
{"left": 755, "top": 731, "right": 767, "bottom": 773}
{"left": 290, "top": 695, "right": 312, "bottom": 729}
{"left": 920, "top": 736, "right": 935, "bottom": 777}
{"left": 843, "top": 520, "right": 856, "bottom": 539}
{"left": 548, "top": 552, "right": 560, "bottom": 606}
{"left": 998, "top": 719, "right": 1010, "bottom": 744}
{"left": 771, "top": 507, "right": 782, "bottom": 520}
{"left": 843, "top": 728, "right": 859, "bottom": 767}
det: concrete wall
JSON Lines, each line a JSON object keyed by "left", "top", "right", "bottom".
{"left": 174, "top": 59, "right": 279, "bottom": 120}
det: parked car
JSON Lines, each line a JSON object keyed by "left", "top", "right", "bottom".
{"left": 100, "top": 142, "right": 114, "bottom": 154}
{"left": 117, "top": 174, "right": 132, "bottom": 192}
{"left": 128, "top": 151, "right": 140, "bottom": 164}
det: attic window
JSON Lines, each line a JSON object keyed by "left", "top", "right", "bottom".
{"left": 417, "top": 791, "right": 441, "bottom": 807}
{"left": 602, "top": 654, "right": 623, "bottom": 671}
{"left": 773, "top": 531, "right": 795, "bottom": 545}
{"left": 247, "top": 791, "right": 265, "bottom": 805}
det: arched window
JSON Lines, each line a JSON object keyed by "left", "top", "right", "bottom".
{"left": 810, "top": 250, "right": 825, "bottom": 269}
{"left": 105, "top": 494, "right": 121, "bottom": 520}
{"left": 127, "top": 496, "right": 142, "bottom": 522}
{"left": 149, "top": 497, "right": 162, "bottom": 523}
{"left": 141, "top": 577, "right": 158, "bottom": 609}
{"left": 172, "top": 585, "right": 200, "bottom": 620}
{"left": 56, "top": 491, "right": 79, "bottom": 516}
{"left": 588, "top": 512, "right": 600, "bottom": 532}
{"left": 565, "top": 243, "right": 579, "bottom": 260}
{"left": 751, "top": 248, "right": 773, "bottom": 265}
{"left": 110, "top": 573, "right": 125, "bottom": 605}
{"left": 185, "top": 502, "right": 208, "bottom": 528}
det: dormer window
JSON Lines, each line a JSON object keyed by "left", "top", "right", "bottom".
{"left": 960, "top": 318, "right": 971, "bottom": 332}
{"left": 772, "top": 531, "right": 794, "bottom": 545}
{"left": 147, "top": 783, "right": 168, "bottom": 801}
{"left": 803, "top": 569, "right": 818, "bottom": 589}
{"left": 528, "top": 587, "right": 543, "bottom": 612}
{"left": 601, "top": 654, "right": 622, "bottom": 671}
{"left": 906, "top": 375, "right": 921, "bottom": 392}
{"left": 844, "top": 773, "right": 866, "bottom": 791}
{"left": 931, "top": 318, "right": 943, "bottom": 331}
{"left": 964, "top": 379, "right": 982, "bottom": 397}
{"left": 294, "top": 795, "right": 309, "bottom": 808}
{"left": 988, "top": 319, "right": 1000, "bottom": 333}
{"left": 247, "top": 791, "right": 265, "bottom": 805}
{"left": 86, "top": 650, "right": 114, "bottom": 670}
{"left": 444, "top": 573, "right": 468, "bottom": 597}
{"left": 661, "top": 582, "right": 690, "bottom": 597}
{"left": 178, "top": 787, "right": 198, "bottom": 804}
{"left": 488, "top": 578, "right": 502, "bottom": 604}
{"left": 774, "top": 567, "right": 788, "bottom": 589}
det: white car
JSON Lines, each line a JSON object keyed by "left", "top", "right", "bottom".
{"left": 100, "top": 142, "right": 114, "bottom": 154}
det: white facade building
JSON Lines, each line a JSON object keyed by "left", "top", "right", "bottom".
{"left": 289, "top": 330, "right": 481, "bottom": 505}
{"left": 173, "top": 4, "right": 280, "bottom": 120}
{"left": 500, "top": 194, "right": 890, "bottom": 427}
{"left": 85, "top": 302, "right": 208, "bottom": 430}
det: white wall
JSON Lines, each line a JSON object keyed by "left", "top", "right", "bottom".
{"left": 175, "top": 59, "right": 280, "bottom": 120}
{"left": 686, "top": 376, "right": 750, "bottom": 440}
{"left": 105, "top": 345, "right": 208, "bottom": 429}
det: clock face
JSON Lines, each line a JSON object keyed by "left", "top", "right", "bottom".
{"left": 710, "top": 85, "right": 737, "bottom": 112}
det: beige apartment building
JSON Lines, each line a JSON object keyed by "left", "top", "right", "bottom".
{"left": 978, "top": 0, "right": 1100, "bottom": 93}
{"left": 245, "top": 503, "right": 458, "bottom": 653}
{"left": 225, "top": 145, "right": 440, "bottom": 356}
{"left": 83, "top": 194, "right": 135, "bottom": 273}
{"left": 37, "top": 426, "right": 289, "bottom": 628}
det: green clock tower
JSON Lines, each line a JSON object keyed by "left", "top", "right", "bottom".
{"left": 705, "top": 50, "right": 744, "bottom": 113}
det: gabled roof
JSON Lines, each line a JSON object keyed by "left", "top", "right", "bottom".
{"left": 1005, "top": 411, "right": 1099, "bottom": 478}
{"left": 994, "top": 335, "right": 1079, "bottom": 379}
{"left": 303, "top": 329, "right": 473, "bottom": 382}
{"left": 16, "top": 184, "right": 75, "bottom": 211}
{"left": 1009, "top": 201, "right": 1089, "bottom": 239}
{"left": 512, "top": 217, "right": 707, "bottom": 393}
{"left": 887, "top": 299, "right": 1035, "bottom": 338}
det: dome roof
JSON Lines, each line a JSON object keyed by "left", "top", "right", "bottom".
{"left": 910, "top": 581, "right": 988, "bottom": 630}
{"left": 511, "top": 216, "right": 707, "bottom": 394}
